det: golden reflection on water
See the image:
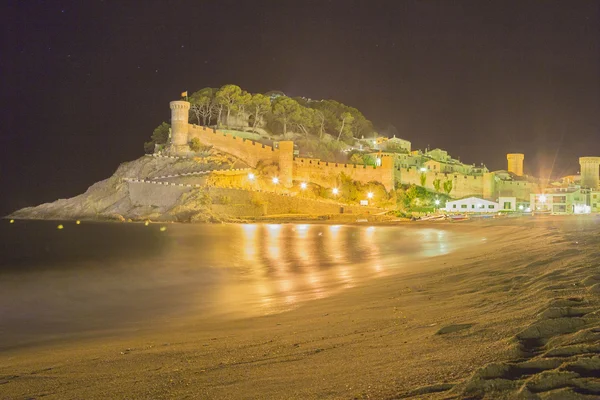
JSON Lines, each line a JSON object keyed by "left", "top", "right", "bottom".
{"left": 199, "top": 224, "right": 467, "bottom": 317}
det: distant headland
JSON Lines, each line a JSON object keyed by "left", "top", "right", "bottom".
{"left": 9, "top": 84, "right": 600, "bottom": 222}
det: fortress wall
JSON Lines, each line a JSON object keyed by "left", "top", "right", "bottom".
{"left": 188, "top": 125, "right": 279, "bottom": 167}
{"left": 397, "top": 167, "right": 485, "bottom": 198}
{"left": 127, "top": 182, "right": 192, "bottom": 208}
{"left": 495, "top": 180, "right": 540, "bottom": 201}
{"left": 208, "top": 187, "right": 382, "bottom": 216}
{"left": 293, "top": 158, "right": 394, "bottom": 191}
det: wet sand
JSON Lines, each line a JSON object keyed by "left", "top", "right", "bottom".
{"left": 1, "top": 217, "right": 600, "bottom": 399}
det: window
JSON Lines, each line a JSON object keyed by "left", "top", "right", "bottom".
{"left": 553, "top": 196, "right": 566, "bottom": 203}
{"left": 453, "top": 204, "right": 457, "bottom": 208}
{"left": 488, "top": 205, "right": 495, "bottom": 209}
{"left": 471, "top": 204, "right": 475, "bottom": 208}
{"left": 461, "top": 204, "right": 467, "bottom": 209}
{"left": 503, "top": 202, "right": 511, "bottom": 209}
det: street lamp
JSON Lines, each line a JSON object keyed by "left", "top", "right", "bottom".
{"left": 272, "top": 177, "right": 279, "bottom": 184}
{"left": 434, "top": 199, "right": 440, "bottom": 206}
{"left": 420, "top": 167, "right": 427, "bottom": 172}
{"left": 332, "top": 188, "right": 339, "bottom": 195}
{"left": 300, "top": 182, "right": 307, "bottom": 190}
{"left": 539, "top": 195, "right": 547, "bottom": 203}
{"left": 367, "top": 192, "right": 374, "bottom": 199}
{"left": 248, "top": 173, "right": 255, "bottom": 181}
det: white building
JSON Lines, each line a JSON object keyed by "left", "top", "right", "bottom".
{"left": 530, "top": 187, "right": 590, "bottom": 214}
{"left": 443, "top": 197, "right": 500, "bottom": 213}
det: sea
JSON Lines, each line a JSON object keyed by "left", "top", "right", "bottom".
{"left": 0, "top": 220, "right": 474, "bottom": 350}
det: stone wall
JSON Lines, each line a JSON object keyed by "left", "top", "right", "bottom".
{"left": 188, "top": 125, "right": 280, "bottom": 167}
{"left": 396, "top": 166, "right": 486, "bottom": 198}
{"left": 495, "top": 180, "right": 540, "bottom": 201}
{"left": 127, "top": 181, "right": 192, "bottom": 208}
{"left": 293, "top": 157, "right": 395, "bottom": 191}
{"left": 207, "top": 187, "right": 382, "bottom": 216}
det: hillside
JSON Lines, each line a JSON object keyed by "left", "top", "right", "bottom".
{"left": 8, "top": 148, "right": 386, "bottom": 223}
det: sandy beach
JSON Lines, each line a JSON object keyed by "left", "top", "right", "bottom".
{"left": 1, "top": 216, "right": 600, "bottom": 399}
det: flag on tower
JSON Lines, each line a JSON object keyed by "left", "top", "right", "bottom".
{"left": 181, "top": 91, "right": 188, "bottom": 98}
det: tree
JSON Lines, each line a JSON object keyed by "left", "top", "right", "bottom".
{"left": 144, "top": 122, "right": 170, "bottom": 153}
{"left": 189, "top": 88, "right": 215, "bottom": 125}
{"left": 189, "top": 137, "right": 203, "bottom": 152}
{"left": 272, "top": 96, "right": 301, "bottom": 135}
{"left": 337, "top": 112, "right": 354, "bottom": 141}
{"left": 433, "top": 178, "right": 441, "bottom": 192}
{"left": 420, "top": 173, "right": 427, "bottom": 187}
{"left": 248, "top": 93, "right": 271, "bottom": 131}
{"left": 215, "top": 84, "right": 246, "bottom": 126}
{"left": 443, "top": 180, "right": 453, "bottom": 195}
{"left": 293, "top": 107, "right": 317, "bottom": 137}
{"left": 314, "top": 110, "right": 326, "bottom": 139}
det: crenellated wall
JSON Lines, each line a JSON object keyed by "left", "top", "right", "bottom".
{"left": 396, "top": 167, "right": 486, "bottom": 198}
{"left": 188, "top": 124, "right": 280, "bottom": 167}
{"left": 293, "top": 157, "right": 395, "bottom": 191}
{"left": 495, "top": 180, "right": 541, "bottom": 201}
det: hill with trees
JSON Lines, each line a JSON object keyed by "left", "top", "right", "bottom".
{"left": 145, "top": 84, "right": 377, "bottom": 162}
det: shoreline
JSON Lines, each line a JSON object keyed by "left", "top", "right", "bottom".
{"left": 2, "top": 218, "right": 599, "bottom": 399}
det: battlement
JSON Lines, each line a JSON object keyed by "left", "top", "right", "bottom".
{"left": 188, "top": 124, "right": 279, "bottom": 167}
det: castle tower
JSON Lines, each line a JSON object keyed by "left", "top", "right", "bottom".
{"left": 579, "top": 157, "right": 600, "bottom": 189}
{"left": 169, "top": 100, "right": 191, "bottom": 155}
{"left": 379, "top": 154, "right": 395, "bottom": 192}
{"left": 483, "top": 172, "right": 496, "bottom": 200}
{"left": 507, "top": 153, "right": 524, "bottom": 176}
{"left": 278, "top": 141, "right": 294, "bottom": 188}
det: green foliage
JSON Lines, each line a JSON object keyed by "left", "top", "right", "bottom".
{"left": 272, "top": 96, "right": 302, "bottom": 135}
{"left": 384, "top": 141, "right": 409, "bottom": 153}
{"left": 189, "top": 137, "right": 203, "bottom": 152}
{"left": 248, "top": 93, "right": 271, "bottom": 131}
{"left": 215, "top": 84, "right": 250, "bottom": 126}
{"left": 443, "top": 180, "right": 453, "bottom": 194}
{"left": 433, "top": 178, "right": 441, "bottom": 192}
{"left": 144, "top": 122, "right": 170, "bottom": 153}
{"left": 189, "top": 88, "right": 216, "bottom": 125}
{"left": 420, "top": 173, "right": 427, "bottom": 187}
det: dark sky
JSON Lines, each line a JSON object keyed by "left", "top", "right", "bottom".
{"left": 2, "top": 0, "right": 599, "bottom": 215}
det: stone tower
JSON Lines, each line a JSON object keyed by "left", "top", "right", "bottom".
{"left": 169, "top": 100, "right": 191, "bottom": 155}
{"left": 507, "top": 153, "right": 524, "bottom": 176}
{"left": 483, "top": 172, "right": 496, "bottom": 200}
{"left": 278, "top": 141, "right": 294, "bottom": 188}
{"left": 579, "top": 157, "right": 600, "bottom": 189}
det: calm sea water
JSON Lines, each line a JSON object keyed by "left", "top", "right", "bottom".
{"left": 0, "top": 220, "right": 475, "bottom": 349}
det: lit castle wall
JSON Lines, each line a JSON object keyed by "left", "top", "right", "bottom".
{"left": 169, "top": 100, "right": 395, "bottom": 191}
{"left": 579, "top": 157, "right": 600, "bottom": 189}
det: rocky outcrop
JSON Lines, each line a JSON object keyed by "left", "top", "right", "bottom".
{"left": 9, "top": 154, "right": 241, "bottom": 223}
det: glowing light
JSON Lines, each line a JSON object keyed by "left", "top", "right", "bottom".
{"left": 434, "top": 199, "right": 440, "bottom": 206}
{"left": 367, "top": 192, "right": 374, "bottom": 199}
{"left": 376, "top": 157, "right": 382, "bottom": 166}
{"left": 272, "top": 177, "right": 279, "bottom": 184}
{"left": 57, "top": 224, "right": 64, "bottom": 230}
{"left": 420, "top": 167, "right": 427, "bottom": 172}
{"left": 518, "top": 205, "right": 524, "bottom": 210}
{"left": 9, "top": 219, "right": 14, "bottom": 224}
{"left": 539, "top": 195, "right": 547, "bottom": 203}
{"left": 144, "top": 221, "right": 149, "bottom": 226}
{"left": 479, "top": 204, "right": 484, "bottom": 208}
{"left": 300, "top": 182, "right": 307, "bottom": 190}
{"left": 248, "top": 173, "right": 255, "bottom": 180}
{"left": 160, "top": 226, "right": 167, "bottom": 232}
{"left": 76, "top": 220, "right": 81, "bottom": 225}
{"left": 332, "top": 188, "right": 339, "bottom": 195}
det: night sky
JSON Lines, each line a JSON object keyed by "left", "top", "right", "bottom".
{"left": 2, "top": 0, "right": 599, "bottom": 215}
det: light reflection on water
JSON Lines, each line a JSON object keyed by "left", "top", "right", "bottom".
{"left": 0, "top": 222, "right": 474, "bottom": 347}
